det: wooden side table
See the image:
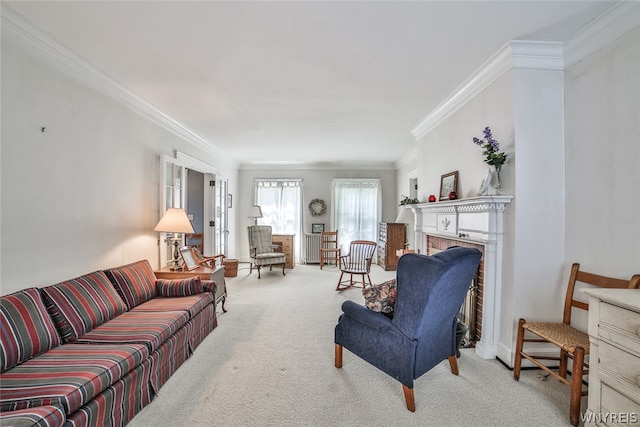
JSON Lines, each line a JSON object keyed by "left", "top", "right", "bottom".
{"left": 272, "top": 234, "right": 295, "bottom": 269}
{"left": 155, "top": 265, "right": 227, "bottom": 312}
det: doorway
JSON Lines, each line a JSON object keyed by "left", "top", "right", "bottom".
{"left": 159, "top": 153, "right": 228, "bottom": 267}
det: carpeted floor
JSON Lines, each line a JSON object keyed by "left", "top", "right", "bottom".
{"left": 128, "top": 263, "right": 578, "bottom": 426}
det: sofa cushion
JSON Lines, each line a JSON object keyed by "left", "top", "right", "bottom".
{"left": 0, "top": 405, "right": 66, "bottom": 427}
{"left": 74, "top": 310, "right": 189, "bottom": 352}
{"left": 1, "top": 288, "right": 61, "bottom": 372}
{"left": 0, "top": 343, "right": 149, "bottom": 415}
{"left": 156, "top": 277, "right": 203, "bottom": 297}
{"left": 41, "top": 271, "right": 128, "bottom": 343}
{"left": 103, "top": 260, "right": 157, "bottom": 310}
{"left": 362, "top": 279, "right": 397, "bottom": 314}
{"left": 132, "top": 293, "right": 214, "bottom": 319}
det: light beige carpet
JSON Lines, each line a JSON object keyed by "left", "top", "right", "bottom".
{"left": 128, "top": 263, "right": 576, "bottom": 427}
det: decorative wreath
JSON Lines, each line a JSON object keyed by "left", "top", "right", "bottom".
{"left": 308, "top": 199, "right": 327, "bottom": 217}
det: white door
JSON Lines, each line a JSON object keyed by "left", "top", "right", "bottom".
{"left": 214, "top": 178, "right": 229, "bottom": 256}
{"left": 159, "top": 155, "right": 187, "bottom": 267}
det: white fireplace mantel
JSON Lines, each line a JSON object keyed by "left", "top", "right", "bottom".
{"left": 409, "top": 195, "right": 513, "bottom": 359}
{"left": 409, "top": 195, "right": 513, "bottom": 242}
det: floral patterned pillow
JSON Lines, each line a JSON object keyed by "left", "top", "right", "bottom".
{"left": 362, "top": 279, "right": 397, "bottom": 314}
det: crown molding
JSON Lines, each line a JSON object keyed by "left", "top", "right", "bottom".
{"left": 410, "top": 43, "right": 512, "bottom": 141}
{"left": 510, "top": 40, "right": 564, "bottom": 70}
{"left": 564, "top": 1, "right": 640, "bottom": 68}
{"left": 1, "top": 5, "right": 227, "bottom": 159}
{"left": 410, "top": 40, "right": 564, "bottom": 141}
{"left": 239, "top": 160, "right": 397, "bottom": 171}
{"left": 410, "top": 2, "right": 638, "bottom": 142}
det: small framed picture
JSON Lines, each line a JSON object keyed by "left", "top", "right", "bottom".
{"left": 312, "top": 223, "right": 325, "bottom": 234}
{"left": 439, "top": 171, "right": 459, "bottom": 200}
{"left": 227, "top": 193, "right": 233, "bottom": 209}
{"left": 179, "top": 246, "right": 198, "bottom": 271}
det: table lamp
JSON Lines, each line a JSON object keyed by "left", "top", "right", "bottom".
{"left": 154, "top": 208, "right": 195, "bottom": 270}
{"left": 249, "top": 205, "right": 263, "bottom": 225}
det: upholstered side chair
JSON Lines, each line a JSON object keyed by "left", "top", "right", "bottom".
{"left": 334, "top": 247, "right": 482, "bottom": 411}
{"left": 248, "top": 225, "right": 286, "bottom": 279}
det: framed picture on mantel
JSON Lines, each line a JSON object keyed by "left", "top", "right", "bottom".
{"left": 439, "top": 171, "right": 458, "bottom": 200}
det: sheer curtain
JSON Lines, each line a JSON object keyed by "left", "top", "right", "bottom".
{"left": 254, "top": 179, "right": 302, "bottom": 259}
{"left": 331, "top": 179, "right": 381, "bottom": 249}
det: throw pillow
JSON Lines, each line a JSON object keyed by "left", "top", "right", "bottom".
{"left": 42, "top": 271, "right": 128, "bottom": 343}
{"left": 1, "top": 288, "right": 62, "bottom": 371}
{"left": 104, "top": 260, "right": 157, "bottom": 310}
{"left": 362, "top": 279, "right": 397, "bottom": 314}
{"left": 157, "top": 277, "right": 204, "bottom": 297}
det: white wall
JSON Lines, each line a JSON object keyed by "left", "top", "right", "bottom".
{"left": 1, "top": 14, "right": 238, "bottom": 294}
{"left": 564, "top": 26, "right": 640, "bottom": 279}
{"left": 237, "top": 166, "right": 397, "bottom": 263}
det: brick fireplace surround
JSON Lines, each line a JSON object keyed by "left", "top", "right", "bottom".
{"left": 409, "top": 195, "right": 513, "bottom": 359}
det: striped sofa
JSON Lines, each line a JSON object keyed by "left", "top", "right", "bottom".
{"left": 0, "top": 260, "right": 218, "bottom": 427}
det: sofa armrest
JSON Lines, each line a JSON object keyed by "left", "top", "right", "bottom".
{"left": 201, "top": 280, "right": 218, "bottom": 295}
{"left": 341, "top": 300, "right": 393, "bottom": 331}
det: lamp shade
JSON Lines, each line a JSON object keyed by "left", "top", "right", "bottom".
{"left": 248, "top": 205, "right": 263, "bottom": 219}
{"left": 154, "top": 208, "right": 195, "bottom": 233}
{"left": 394, "top": 206, "right": 414, "bottom": 224}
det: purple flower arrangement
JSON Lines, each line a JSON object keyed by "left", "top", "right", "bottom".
{"left": 472, "top": 126, "right": 507, "bottom": 167}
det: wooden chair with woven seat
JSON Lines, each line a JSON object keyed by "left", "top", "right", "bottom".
{"left": 320, "top": 230, "right": 340, "bottom": 269}
{"left": 513, "top": 263, "right": 640, "bottom": 426}
{"left": 336, "top": 240, "right": 377, "bottom": 291}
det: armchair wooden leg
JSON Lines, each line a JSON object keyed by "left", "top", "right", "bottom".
{"left": 513, "top": 318, "right": 526, "bottom": 381}
{"left": 402, "top": 385, "right": 415, "bottom": 412}
{"left": 282, "top": 263, "right": 286, "bottom": 275}
{"left": 335, "top": 344, "right": 343, "bottom": 368}
{"left": 448, "top": 355, "right": 459, "bottom": 375}
{"left": 569, "top": 347, "right": 585, "bottom": 426}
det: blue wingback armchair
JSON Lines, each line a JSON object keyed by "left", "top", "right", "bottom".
{"left": 334, "top": 247, "right": 482, "bottom": 411}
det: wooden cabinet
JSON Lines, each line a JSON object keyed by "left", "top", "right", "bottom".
{"left": 582, "top": 288, "right": 640, "bottom": 426}
{"left": 272, "top": 234, "right": 295, "bottom": 269}
{"left": 377, "top": 223, "right": 405, "bottom": 271}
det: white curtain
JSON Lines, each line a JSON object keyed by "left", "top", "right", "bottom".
{"left": 331, "top": 179, "right": 381, "bottom": 250}
{"left": 255, "top": 179, "right": 302, "bottom": 259}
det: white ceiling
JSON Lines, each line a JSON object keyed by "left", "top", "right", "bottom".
{"left": 5, "top": 1, "right": 617, "bottom": 167}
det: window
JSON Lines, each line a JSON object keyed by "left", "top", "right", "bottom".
{"left": 254, "top": 179, "right": 303, "bottom": 258}
{"left": 332, "top": 179, "right": 381, "bottom": 248}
